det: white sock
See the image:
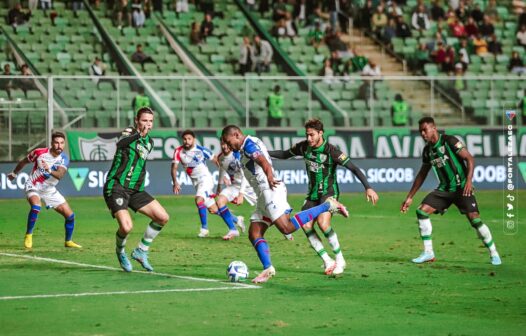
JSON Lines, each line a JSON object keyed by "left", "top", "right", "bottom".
{"left": 418, "top": 218, "right": 434, "bottom": 254}
{"left": 304, "top": 228, "right": 332, "bottom": 263}
{"left": 323, "top": 226, "right": 344, "bottom": 263}
{"left": 475, "top": 223, "right": 498, "bottom": 257}
{"left": 138, "top": 221, "right": 163, "bottom": 251}
{"left": 116, "top": 231, "right": 127, "bottom": 254}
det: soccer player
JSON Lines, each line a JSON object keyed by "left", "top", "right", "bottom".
{"left": 269, "top": 118, "right": 378, "bottom": 276}
{"left": 221, "top": 125, "right": 350, "bottom": 283}
{"left": 8, "top": 132, "right": 81, "bottom": 249}
{"left": 171, "top": 130, "right": 242, "bottom": 239}
{"left": 104, "top": 107, "right": 170, "bottom": 272}
{"left": 400, "top": 117, "right": 501, "bottom": 265}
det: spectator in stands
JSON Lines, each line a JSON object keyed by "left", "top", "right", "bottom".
{"left": 259, "top": 0, "right": 270, "bottom": 18}
{"left": 28, "top": 0, "right": 38, "bottom": 11}
{"left": 361, "top": 59, "right": 381, "bottom": 77}
{"left": 325, "top": 31, "right": 349, "bottom": 56}
{"left": 329, "top": 50, "right": 343, "bottom": 75}
{"left": 432, "top": 41, "right": 447, "bottom": 64}
{"left": 175, "top": 0, "right": 189, "bottom": 17}
{"left": 471, "top": 3, "right": 484, "bottom": 24}
{"left": 359, "top": 0, "right": 374, "bottom": 31}
{"left": 252, "top": 35, "right": 273, "bottom": 74}
{"left": 479, "top": 15, "right": 495, "bottom": 37}
{"left": 442, "top": 53, "right": 456, "bottom": 74}
{"left": 371, "top": 6, "right": 388, "bottom": 40}
{"left": 458, "top": 49, "right": 469, "bottom": 71}
{"left": 488, "top": 34, "right": 502, "bottom": 55}
{"left": 238, "top": 36, "right": 253, "bottom": 75}
{"left": 267, "top": 85, "right": 284, "bottom": 127}
{"left": 71, "top": 0, "right": 83, "bottom": 18}
{"left": 449, "top": 17, "right": 466, "bottom": 38}
{"left": 320, "top": 58, "right": 335, "bottom": 84}
{"left": 508, "top": 51, "right": 526, "bottom": 74}
{"left": 383, "top": 18, "right": 397, "bottom": 45}
{"left": 40, "top": 0, "right": 52, "bottom": 17}
{"left": 272, "top": 0, "right": 288, "bottom": 22}
{"left": 199, "top": 13, "right": 214, "bottom": 41}
{"left": 8, "top": 3, "right": 31, "bottom": 28}
{"left": 131, "top": 44, "right": 157, "bottom": 71}
{"left": 464, "top": 16, "right": 479, "bottom": 39}
{"left": 343, "top": 48, "right": 369, "bottom": 74}
{"left": 396, "top": 15, "right": 412, "bottom": 38}
{"left": 456, "top": 37, "right": 474, "bottom": 57}
{"left": 452, "top": 63, "right": 467, "bottom": 94}
{"left": 293, "top": 0, "right": 308, "bottom": 27}
{"left": 272, "top": 12, "right": 297, "bottom": 39}
{"left": 114, "top": 0, "right": 130, "bottom": 29}
{"left": 387, "top": 1, "right": 403, "bottom": 19}
{"left": 89, "top": 57, "right": 117, "bottom": 90}
{"left": 411, "top": 43, "right": 430, "bottom": 71}
{"left": 455, "top": 2, "right": 469, "bottom": 22}
{"left": 484, "top": 0, "right": 499, "bottom": 23}
{"left": 16, "top": 64, "right": 38, "bottom": 98}
{"left": 131, "top": 87, "right": 150, "bottom": 112}
{"left": 412, "top": 4, "right": 430, "bottom": 32}
{"left": 198, "top": 0, "right": 214, "bottom": 15}
{"left": 308, "top": 21, "right": 324, "bottom": 52}
{"left": 0, "top": 63, "right": 14, "bottom": 100}
{"left": 131, "top": 0, "right": 146, "bottom": 28}
{"left": 517, "top": 25, "right": 526, "bottom": 50}
{"left": 338, "top": 0, "right": 352, "bottom": 33}
{"left": 391, "top": 94, "right": 409, "bottom": 127}
{"left": 189, "top": 21, "right": 201, "bottom": 45}
{"left": 445, "top": 7, "right": 456, "bottom": 26}
{"left": 430, "top": 0, "right": 445, "bottom": 21}
{"left": 472, "top": 33, "right": 489, "bottom": 56}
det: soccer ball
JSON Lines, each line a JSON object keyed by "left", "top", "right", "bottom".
{"left": 226, "top": 261, "right": 249, "bottom": 282}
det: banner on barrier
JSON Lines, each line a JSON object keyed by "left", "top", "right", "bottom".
{"left": 66, "top": 128, "right": 526, "bottom": 161}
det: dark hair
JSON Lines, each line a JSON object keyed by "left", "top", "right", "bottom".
{"left": 221, "top": 125, "right": 242, "bottom": 138}
{"left": 136, "top": 106, "right": 154, "bottom": 119}
{"left": 51, "top": 131, "right": 66, "bottom": 142}
{"left": 182, "top": 129, "right": 195, "bottom": 138}
{"left": 418, "top": 116, "right": 435, "bottom": 126}
{"left": 274, "top": 85, "right": 281, "bottom": 93}
{"left": 395, "top": 94, "right": 403, "bottom": 101}
{"left": 304, "top": 118, "right": 324, "bottom": 132}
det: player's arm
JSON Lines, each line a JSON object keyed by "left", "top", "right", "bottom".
{"left": 7, "top": 157, "right": 30, "bottom": 181}
{"left": 171, "top": 162, "right": 181, "bottom": 194}
{"left": 457, "top": 148, "right": 475, "bottom": 196}
{"left": 116, "top": 127, "right": 140, "bottom": 148}
{"left": 268, "top": 142, "right": 304, "bottom": 160}
{"left": 400, "top": 163, "right": 432, "bottom": 213}
{"left": 253, "top": 154, "right": 280, "bottom": 190}
{"left": 343, "top": 160, "right": 379, "bottom": 205}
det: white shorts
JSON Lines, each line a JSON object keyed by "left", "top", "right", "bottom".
{"left": 220, "top": 185, "right": 257, "bottom": 206}
{"left": 25, "top": 183, "right": 66, "bottom": 209}
{"left": 194, "top": 176, "right": 216, "bottom": 208}
{"left": 250, "top": 183, "right": 292, "bottom": 225}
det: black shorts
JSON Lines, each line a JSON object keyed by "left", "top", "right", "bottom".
{"left": 421, "top": 189, "right": 479, "bottom": 215}
{"left": 104, "top": 183, "right": 154, "bottom": 217}
{"left": 301, "top": 194, "right": 337, "bottom": 211}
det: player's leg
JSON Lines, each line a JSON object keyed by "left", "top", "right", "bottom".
{"left": 131, "top": 195, "right": 170, "bottom": 272}
{"left": 114, "top": 210, "right": 134, "bottom": 272}
{"left": 412, "top": 204, "right": 436, "bottom": 263}
{"left": 54, "top": 201, "right": 82, "bottom": 248}
{"left": 218, "top": 190, "right": 245, "bottom": 233}
{"left": 249, "top": 219, "right": 276, "bottom": 284}
{"left": 318, "top": 212, "right": 345, "bottom": 275}
{"left": 300, "top": 200, "right": 335, "bottom": 274}
{"left": 23, "top": 194, "right": 41, "bottom": 249}
{"left": 195, "top": 195, "right": 209, "bottom": 237}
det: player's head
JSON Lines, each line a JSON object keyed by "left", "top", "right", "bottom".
{"left": 418, "top": 117, "right": 438, "bottom": 143}
{"left": 135, "top": 107, "right": 154, "bottom": 135}
{"left": 181, "top": 129, "right": 196, "bottom": 149}
{"left": 304, "top": 118, "right": 324, "bottom": 147}
{"left": 221, "top": 125, "right": 244, "bottom": 151}
{"left": 220, "top": 140, "right": 232, "bottom": 155}
{"left": 51, "top": 131, "right": 66, "bottom": 154}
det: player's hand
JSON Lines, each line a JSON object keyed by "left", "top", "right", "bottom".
{"left": 233, "top": 194, "right": 244, "bottom": 205}
{"left": 40, "top": 161, "right": 51, "bottom": 173}
{"left": 138, "top": 124, "right": 149, "bottom": 136}
{"left": 463, "top": 180, "right": 473, "bottom": 197}
{"left": 400, "top": 197, "right": 412, "bottom": 213}
{"left": 7, "top": 172, "right": 16, "bottom": 181}
{"left": 223, "top": 176, "right": 232, "bottom": 186}
{"left": 173, "top": 183, "right": 181, "bottom": 194}
{"left": 267, "top": 175, "right": 281, "bottom": 190}
{"left": 365, "top": 188, "right": 379, "bottom": 205}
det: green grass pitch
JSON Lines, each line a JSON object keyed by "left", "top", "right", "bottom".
{"left": 0, "top": 190, "right": 525, "bottom": 335}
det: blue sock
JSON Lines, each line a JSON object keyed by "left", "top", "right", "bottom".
{"left": 26, "top": 205, "right": 41, "bottom": 234}
{"left": 290, "top": 202, "right": 330, "bottom": 230}
{"left": 218, "top": 206, "right": 236, "bottom": 230}
{"left": 197, "top": 202, "right": 208, "bottom": 229}
{"left": 64, "top": 213, "right": 75, "bottom": 241}
{"left": 252, "top": 238, "right": 272, "bottom": 269}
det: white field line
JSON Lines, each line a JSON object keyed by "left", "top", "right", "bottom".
{"left": 0, "top": 286, "right": 255, "bottom": 301}
{"left": 0, "top": 252, "right": 259, "bottom": 299}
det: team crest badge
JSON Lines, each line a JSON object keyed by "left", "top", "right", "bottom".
{"left": 319, "top": 154, "right": 327, "bottom": 162}
{"left": 438, "top": 146, "right": 445, "bottom": 154}
{"left": 116, "top": 198, "right": 124, "bottom": 206}
{"left": 79, "top": 136, "right": 118, "bottom": 161}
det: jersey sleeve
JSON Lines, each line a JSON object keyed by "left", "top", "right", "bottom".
{"left": 445, "top": 135, "right": 465, "bottom": 154}
{"left": 289, "top": 141, "right": 307, "bottom": 157}
{"left": 197, "top": 145, "right": 213, "bottom": 160}
{"left": 116, "top": 127, "right": 140, "bottom": 148}
{"left": 27, "top": 149, "right": 38, "bottom": 162}
{"left": 329, "top": 144, "right": 351, "bottom": 166}
{"left": 172, "top": 147, "right": 182, "bottom": 164}
{"left": 243, "top": 138, "right": 263, "bottom": 160}
{"left": 57, "top": 153, "right": 69, "bottom": 169}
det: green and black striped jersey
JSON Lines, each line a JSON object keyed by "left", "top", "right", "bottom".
{"left": 289, "top": 139, "right": 351, "bottom": 201}
{"left": 104, "top": 127, "right": 153, "bottom": 194}
{"left": 422, "top": 134, "right": 468, "bottom": 192}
